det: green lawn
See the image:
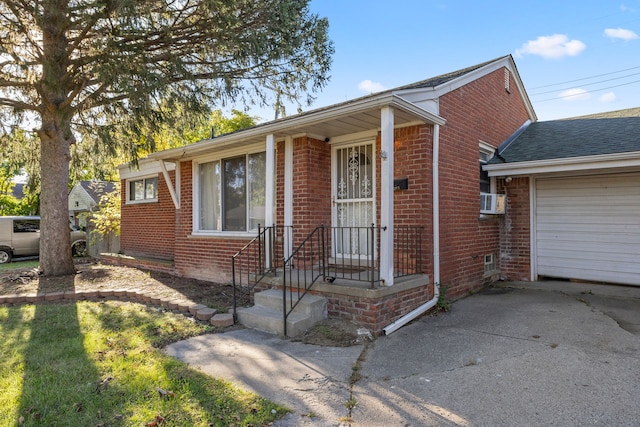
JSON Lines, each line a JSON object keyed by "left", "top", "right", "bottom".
{"left": 0, "top": 301, "right": 287, "bottom": 426}
{"left": 0, "top": 259, "right": 39, "bottom": 272}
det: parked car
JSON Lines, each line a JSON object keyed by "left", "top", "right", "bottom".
{"left": 0, "top": 216, "right": 87, "bottom": 263}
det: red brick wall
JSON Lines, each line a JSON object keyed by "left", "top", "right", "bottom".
{"left": 291, "top": 136, "right": 332, "bottom": 241}
{"left": 168, "top": 137, "right": 329, "bottom": 283}
{"left": 498, "top": 176, "right": 531, "bottom": 280}
{"left": 171, "top": 160, "right": 256, "bottom": 283}
{"left": 321, "top": 284, "right": 434, "bottom": 334}
{"left": 437, "top": 67, "right": 531, "bottom": 299}
{"left": 120, "top": 171, "right": 176, "bottom": 260}
{"left": 389, "top": 124, "right": 434, "bottom": 277}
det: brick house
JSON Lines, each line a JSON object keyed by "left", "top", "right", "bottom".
{"left": 117, "top": 55, "right": 536, "bottom": 334}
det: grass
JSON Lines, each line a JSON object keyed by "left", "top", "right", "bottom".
{"left": 0, "top": 259, "right": 39, "bottom": 273}
{"left": 0, "top": 301, "right": 287, "bottom": 426}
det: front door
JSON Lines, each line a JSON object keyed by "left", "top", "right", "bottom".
{"left": 332, "top": 142, "right": 375, "bottom": 258}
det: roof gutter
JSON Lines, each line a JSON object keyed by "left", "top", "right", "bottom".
{"left": 485, "top": 150, "right": 640, "bottom": 177}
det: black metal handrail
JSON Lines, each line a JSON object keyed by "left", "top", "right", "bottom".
{"left": 232, "top": 223, "right": 424, "bottom": 333}
{"left": 282, "top": 225, "right": 326, "bottom": 337}
{"left": 280, "top": 224, "right": 424, "bottom": 335}
{"left": 394, "top": 225, "right": 424, "bottom": 278}
{"left": 231, "top": 225, "right": 293, "bottom": 318}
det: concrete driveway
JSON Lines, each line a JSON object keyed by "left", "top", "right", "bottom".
{"left": 166, "top": 280, "right": 640, "bottom": 426}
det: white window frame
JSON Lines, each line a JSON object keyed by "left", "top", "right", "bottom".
{"left": 192, "top": 144, "right": 268, "bottom": 237}
{"left": 484, "top": 253, "right": 497, "bottom": 274}
{"left": 479, "top": 141, "right": 497, "bottom": 206}
{"left": 126, "top": 175, "right": 158, "bottom": 204}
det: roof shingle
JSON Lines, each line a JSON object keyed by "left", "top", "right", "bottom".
{"left": 494, "top": 108, "right": 640, "bottom": 163}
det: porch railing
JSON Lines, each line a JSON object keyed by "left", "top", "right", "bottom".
{"left": 282, "top": 225, "right": 326, "bottom": 336}
{"left": 281, "top": 224, "right": 424, "bottom": 336}
{"left": 231, "top": 225, "right": 293, "bottom": 317}
{"left": 231, "top": 224, "right": 424, "bottom": 326}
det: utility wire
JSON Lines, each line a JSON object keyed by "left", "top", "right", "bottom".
{"left": 533, "top": 78, "right": 640, "bottom": 102}
{"left": 529, "top": 71, "right": 640, "bottom": 96}
{"left": 528, "top": 64, "right": 640, "bottom": 90}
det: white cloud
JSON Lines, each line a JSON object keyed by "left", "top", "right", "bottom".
{"left": 515, "top": 34, "right": 586, "bottom": 59}
{"left": 599, "top": 92, "right": 617, "bottom": 102}
{"left": 358, "top": 80, "right": 385, "bottom": 93}
{"left": 620, "top": 4, "right": 635, "bottom": 12}
{"left": 604, "top": 27, "right": 639, "bottom": 40}
{"left": 559, "top": 88, "right": 591, "bottom": 101}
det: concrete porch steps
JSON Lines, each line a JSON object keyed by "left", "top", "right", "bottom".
{"left": 236, "top": 289, "right": 327, "bottom": 337}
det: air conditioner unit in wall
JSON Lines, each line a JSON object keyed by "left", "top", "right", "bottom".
{"left": 480, "top": 193, "right": 506, "bottom": 214}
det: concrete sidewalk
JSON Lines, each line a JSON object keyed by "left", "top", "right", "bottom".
{"left": 165, "top": 280, "right": 640, "bottom": 426}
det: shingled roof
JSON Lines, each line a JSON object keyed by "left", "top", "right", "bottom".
{"left": 493, "top": 108, "right": 640, "bottom": 164}
{"left": 397, "top": 56, "right": 510, "bottom": 90}
{"left": 79, "top": 180, "right": 118, "bottom": 202}
{"left": 11, "top": 183, "right": 25, "bottom": 199}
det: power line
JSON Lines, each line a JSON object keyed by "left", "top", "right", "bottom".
{"left": 528, "top": 64, "right": 640, "bottom": 90}
{"left": 529, "top": 71, "right": 640, "bottom": 96}
{"left": 533, "top": 78, "right": 640, "bottom": 102}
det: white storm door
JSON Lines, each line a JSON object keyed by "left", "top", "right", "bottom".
{"left": 332, "top": 142, "right": 375, "bottom": 258}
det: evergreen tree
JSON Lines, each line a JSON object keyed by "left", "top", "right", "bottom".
{"left": 0, "top": 0, "right": 333, "bottom": 276}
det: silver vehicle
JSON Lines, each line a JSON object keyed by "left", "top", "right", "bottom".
{"left": 0, "top": 216, "right": 87, "bottom": 264}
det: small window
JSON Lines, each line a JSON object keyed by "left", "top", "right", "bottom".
{"left": 484, "top": 254, "right": 496, "bottom": 273}
{"left": 128, "top": 176, "right": 158, "bottom": 202}
{"left": 14, "top": 219, "right": 40, "bottom": 233}
{"left": 479, "top": 142, "right": 495, "bottom": 194}
{"left": 74, "top": 201, "right": 80, "bottom": 207}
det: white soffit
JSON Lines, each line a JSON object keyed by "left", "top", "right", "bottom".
{"left": 146, "top": 95, "right": 445, "bottom": 162}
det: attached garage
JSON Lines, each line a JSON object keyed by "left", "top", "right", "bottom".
{"left": 484, "top": 108, "right": 640, "bottom": 286}
{"left": 534, "top": 173, "right": 640, "bottom": 286}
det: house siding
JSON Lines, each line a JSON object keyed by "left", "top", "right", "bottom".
{"left": 437, "top": 67, "right": 531, "bottom": 299}
{"left": 498, "top": 176, "right": 531, "bottom": 280}
{"left": 290, "top": 136, "right": 332, "bottom": 240}
{"left": 386, "top": 124, "right": 434, "bottom": 278}
{"left": 120, "top": 171, "right": 176, "bottom": 260}
{"left": 116, "top": 59, "right": 536, "bottom": 334}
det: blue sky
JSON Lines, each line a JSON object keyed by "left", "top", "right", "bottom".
{"left": 247, "top": 1, "right": 640, "bottom": 122}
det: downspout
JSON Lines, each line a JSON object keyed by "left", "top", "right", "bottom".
{"left": 383, "top": 123, "right": 441, "bottom": 335}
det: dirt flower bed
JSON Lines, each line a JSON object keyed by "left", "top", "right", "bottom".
{"left": 0, "top": 259, "right": 365, "bottom": 346}
{"left": 0, "top": 260, "right": 235, "bottom": 312}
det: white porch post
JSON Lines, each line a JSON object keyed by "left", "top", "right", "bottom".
{"left": 380, "top": 106, "right": 394, "bottom": 286}
{"left": 265, "top": 134, "right": 275, "bottom": 227}
{"left": 284, "top": 135, "right": 294, "bottom": 260}
{"left": 265, "top": 134, "right": 275, "bottom": 268}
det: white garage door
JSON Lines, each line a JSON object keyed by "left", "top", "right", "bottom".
{"left": 535, "top": 173, "right": 640, "bottom": 286}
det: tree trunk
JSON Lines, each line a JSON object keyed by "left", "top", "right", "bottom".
{"left": 38, "top": 119, "right": 75, "bottom": 276}
{"left": 37, "top": 0, "right": 76, "bottom": 277}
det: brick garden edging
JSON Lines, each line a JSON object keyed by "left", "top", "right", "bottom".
{"left": 0, "top": 290, "right": 235, "bottom": 328}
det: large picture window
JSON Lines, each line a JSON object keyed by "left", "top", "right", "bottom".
{"left": 199, "top": 151, "right": 266, "bottom": 232}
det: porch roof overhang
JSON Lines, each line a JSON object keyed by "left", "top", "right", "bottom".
{"left": 147, "top": 94, "right": 446, "bottom": 162}
{"left": 485, "top": 150, "right": 640, "bottom": 177}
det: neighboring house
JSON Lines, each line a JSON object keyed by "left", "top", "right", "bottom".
{"left": 485, "top": 107, "right": 640, "bottom": 287}
{"left": 68, "top": 180, "right": 118, "bottom": 227}
{"left": 118, "top": 55, "right": 536, "bottom": 334}
{"left": 11, "top": 183, "right": 25, "bottom": 200}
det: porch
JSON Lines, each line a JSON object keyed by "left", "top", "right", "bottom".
{"left": 232, "top": 224, "right": 433, "bottom": 335}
